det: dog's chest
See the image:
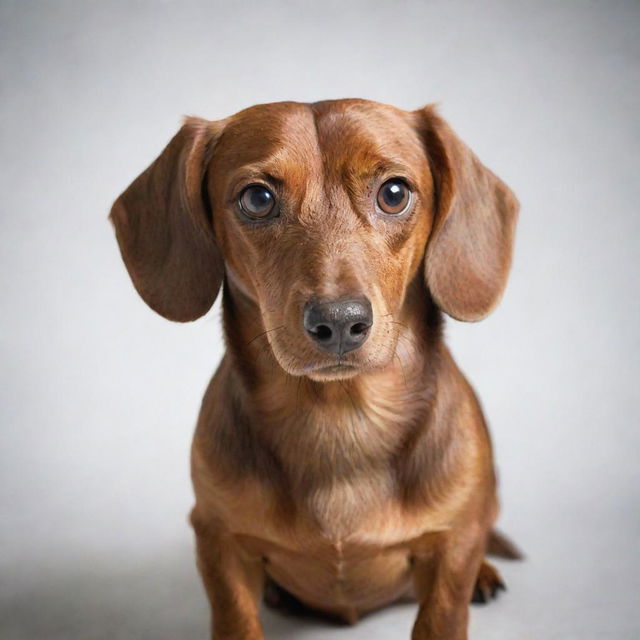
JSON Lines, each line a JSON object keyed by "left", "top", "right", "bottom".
{"left": 236, "top": 470, "right": 448, "bottom": 542}
{"left": 215, "top": 399, "right": 452, "bottom": 546}
{"left": 227, "top": 471, "right": 448, "bottom": 614}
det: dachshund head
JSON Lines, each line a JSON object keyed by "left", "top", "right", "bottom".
{"left": 110, "top": 99, "right": 518, "bottom": 381}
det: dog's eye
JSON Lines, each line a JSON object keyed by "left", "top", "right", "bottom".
{"left": 239, "top": 185, "right": 277, "bottom": 219}
{"left": 377, "top": 179, "right": 411, "bottom": 215}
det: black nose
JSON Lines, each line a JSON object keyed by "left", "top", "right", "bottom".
{"left": 303, "top": 298, "right": 373, "bottom": 355}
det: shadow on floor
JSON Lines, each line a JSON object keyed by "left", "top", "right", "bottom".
{"left": 0, "top": 542, "right": 417, "bottom": 640}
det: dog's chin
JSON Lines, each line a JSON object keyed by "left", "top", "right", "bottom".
{"left": 304, "top": 363, "right": 362, "bottom": 382}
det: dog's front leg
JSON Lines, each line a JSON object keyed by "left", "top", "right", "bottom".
{"left": 410, "top": 529, "right": 485, "bottom": 640}
{"left": 191, "top": 510, "right": 265, "bottom": 640}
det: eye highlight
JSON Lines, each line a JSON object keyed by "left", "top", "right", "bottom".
{"left": 377, "top": 179, "right": 412, "bottom": 215}
{"left": 239, "top": 185, "right": 277, "bottom": 219}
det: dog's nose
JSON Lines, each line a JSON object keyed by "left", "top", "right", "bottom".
{"left": 303, "top": 298, "right": 373, "bottom": 355}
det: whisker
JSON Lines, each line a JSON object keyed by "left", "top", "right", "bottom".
{"left": 394, "top": 350, "right": 409, "bottom": 389}
{"left": 389, "top": 320, "right": 410, "bottom": 331}
{"left": 393, "top": 330, "right": 420, "bottom": 368}
{"left": 246, "top": 325, "right": 285, "bottom": 346}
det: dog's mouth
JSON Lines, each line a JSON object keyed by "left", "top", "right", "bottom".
{"left": 304, "top": 361, "right": 360, "bottom": 381}
{"left": 317, "top": 363, "right": 357, "bottom": 373}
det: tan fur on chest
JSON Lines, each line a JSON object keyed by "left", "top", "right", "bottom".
{"left": 193, "top": 408, "right": 474, "bottom": 554}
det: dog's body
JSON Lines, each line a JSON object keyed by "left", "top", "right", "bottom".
{"left": 111, "top": 99, "right": 519, "bottom": 639}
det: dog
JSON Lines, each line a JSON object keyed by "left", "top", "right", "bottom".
{"left": 110, "top": 98, "right": 521, "bottom": 640}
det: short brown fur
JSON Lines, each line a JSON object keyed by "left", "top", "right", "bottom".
{"left": 110, "top": 98, "right": 520, "bottom": 639}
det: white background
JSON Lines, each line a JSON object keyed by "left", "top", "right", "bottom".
{"left": 1, "top": 1, "right": 638, "bottom": 638}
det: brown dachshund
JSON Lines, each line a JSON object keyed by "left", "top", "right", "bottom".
{"left": 110, "top": 99, "right": 521, "bottom": 640}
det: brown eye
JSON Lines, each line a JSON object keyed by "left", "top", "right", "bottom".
{"left": 239, "top": 185, "right": 277, "bottom": 219}
{"left": 377, "top": 179, "right": 411, "bottom": 215}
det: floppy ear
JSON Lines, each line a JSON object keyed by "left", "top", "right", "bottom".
{"left": 109, "top": 117, "right": 225, "bottom": 322}
{"left": 415, "top": 106, "right": 519, "bottom": 322}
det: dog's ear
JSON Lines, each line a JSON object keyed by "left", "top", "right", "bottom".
{"left": 109, "top": 117, "right": 225, "bottom": 322}
{"left": 414, "top": 106, "right": 519, "bottom": 322}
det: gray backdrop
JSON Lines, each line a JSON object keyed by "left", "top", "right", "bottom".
{"left": 1, "top": 1, "right": 638, "bottom": 638}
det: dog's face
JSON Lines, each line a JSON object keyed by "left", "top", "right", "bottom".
{"left": 209, "top": 101, "right": 432, "bottom": 380}
{"left": 110, "top": 99, "right": 518, "bottom": 381}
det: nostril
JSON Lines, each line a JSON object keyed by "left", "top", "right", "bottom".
{"left": 312, "top": 325, "right": 333, "bottom": 341}
{"left": 350, "top": 322, "right": 369, "bottom": 336}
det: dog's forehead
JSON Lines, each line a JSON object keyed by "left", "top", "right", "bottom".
{"left": 312, "top": 100, "right": 425, "bottom": 165}
{"left": 215, "top": 100, "right": 426, "bottom": 181}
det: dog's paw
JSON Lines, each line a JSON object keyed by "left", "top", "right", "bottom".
{"left": 471, "top": 560, "right": 506, "bottom": 604}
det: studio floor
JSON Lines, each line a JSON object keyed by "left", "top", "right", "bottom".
{"left": 2, "top": 509, "right": 638, "bottom": 639}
